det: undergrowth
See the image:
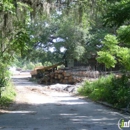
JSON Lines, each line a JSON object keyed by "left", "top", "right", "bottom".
{"left": 0, "top": 81, "right": 16, "bottom": 107}
{"left": 78, "top": 74, "right": 130, "bottom": 108}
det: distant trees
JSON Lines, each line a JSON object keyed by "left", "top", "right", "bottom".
{"left": 1, "top": 0, "right": 129, "bottom": 74}
{"left": 26, "top": 0, "right": 114, "bottom": 65}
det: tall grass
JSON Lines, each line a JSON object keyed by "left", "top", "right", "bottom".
{"left": 78, "top": 74, "right": 130, "bottom": 108}
{"left": 0, "top": 81, "right": 16, "bottom": 107}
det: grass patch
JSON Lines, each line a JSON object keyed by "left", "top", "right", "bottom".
{"left": 0, "top": 81, "right": 16, "bottom": 108}
{"left": 78, "top": 74, "right": 130, "bottom": 108}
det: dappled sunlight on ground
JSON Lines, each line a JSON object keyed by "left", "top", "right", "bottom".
{"left": 0, "top": 76, "right": 129, "bottom": 130}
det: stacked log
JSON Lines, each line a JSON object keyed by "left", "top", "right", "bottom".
{"left": 30, "top": 66, "right": 45, "bottom": 78}
{"left": 70, "top": 71, "right": 99, "bottom": 78}
{"left": 30, "top": 62, "right": 63, "bottom": 78}
{"left": 38, "top": 70, "right": 81, "bottom": 85}
{"left": 31, "top": 64, "right": 100, "bottom": 85}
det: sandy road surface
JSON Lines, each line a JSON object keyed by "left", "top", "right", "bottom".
{"left": 0, "top": 72, "right": 129, "bottom": 130}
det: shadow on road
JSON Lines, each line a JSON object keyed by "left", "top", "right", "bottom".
{"left": 0, "top": 76, "right": 128, "bottom": 130}
{"left": 0, "top": 97, "right": 124, "bottom": 130}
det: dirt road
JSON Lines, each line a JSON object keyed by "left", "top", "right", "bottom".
{"left": 0, "top": 73, "right": 129, "bottom": 130}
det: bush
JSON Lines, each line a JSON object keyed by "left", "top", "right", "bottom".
{"left": 0, "top": 66, "right": 11, "bottom": 98}
{"left": 0, "top": 80, "right": 16, "bottom": 107}
{"left": 78, "top": 74, "right": 130, "bottom": 108}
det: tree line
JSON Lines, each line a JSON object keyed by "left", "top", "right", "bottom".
{"left": 0, "top": 0, "right": 130, "bottom": 81}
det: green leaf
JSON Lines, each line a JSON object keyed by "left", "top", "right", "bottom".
{"left": 97, "top": 51, "right": 117, "bottom": 68}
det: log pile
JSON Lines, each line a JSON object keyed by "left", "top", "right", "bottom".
{"left": 68, "top": 71, "right": 99, "bottom": 78}
{"left": 31, "top": 64, "right": 100, "bottom": 85}
{"left": 38, "top": 70, "right": 82, "bottom": 85}
{"left": 30, "top": 66, "right": 45, "bottom": 78}
{"left": 30, "top": 62, "right": 63, "bottom": 79}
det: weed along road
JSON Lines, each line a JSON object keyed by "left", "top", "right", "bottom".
{"left": 0, "top": 73, "right": 129, "bottom": 130}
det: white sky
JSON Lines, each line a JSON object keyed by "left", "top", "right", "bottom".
{"left": 49, "top": 46, "right": 66, "bottom": 52}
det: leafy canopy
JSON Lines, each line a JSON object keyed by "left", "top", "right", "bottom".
{"left": 97, "top": 32, "right": 130, "bottom": 70}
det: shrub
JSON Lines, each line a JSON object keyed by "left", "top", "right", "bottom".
{"left": 78, "top": 74, "right": 130, "bottom": 108}
{"left": 0, "top": 80, "right": 16, "bottom": 107}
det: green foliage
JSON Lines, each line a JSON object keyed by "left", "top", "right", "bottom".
{"left": 74, "top": 45, "right": 86, "bottom": 61}
{"left": 1, "top": 0, "right": 15, "bottom": 13}
{"left": 117, "top": 25, "right": 130, "bottom": 46}
{"left": 0, "top": 0, "right": 118, "bottom": 66}
{"left": 53, "top": 16, "right": 88, "bottom": 62}
{"left": 0, "top": 80, "right": 16, "bottom": 107}
{"left": 103, "top": 0, "right": 130, "bottom": 27}
{"left": 102, "top": 34, "right": 118, "bottom": 47}
{"left": 97, "top": 34, "right": 118, "bottom": 68}
{"left": 97, "top": 51, "right": 117, "bottom": 68}
{"left": 23, "top": 62, "right": 35, "bottom": 70}
{"left": 0, "top": 78, "right": 7, "bottom": 98}
{"left": 43, "top": 61, "right": 52, "bottom": 66}
{"left": 14, "top": 57, "right": 43, "bottom": 70}
{"left": 97, "top": 33, "right": 130, "bottom": 70}
{"left": 6, "top": 0, "right": 115, "bottom": 65}
{"left": 78, "top": 81, "right": 94, "bottom": 96}
{"left": 99, "top": 0, "right": 130, "bottom": 70}
{"left": 117, "top": 47, "right": 130, "bottom": 70}
{"left": 78, "top": 74, "right": 130, "bottom": 108}
{"left": 0, "top": 62, "right": 11, "bottom": 98}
